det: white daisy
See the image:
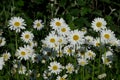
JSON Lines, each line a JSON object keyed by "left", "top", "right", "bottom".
{"left": 29, "top": 40, "right": 38, "bottom": 48}
{"left": 56, "top": 74, "right": 67, "bottom": 80}
{"left": 63, "top": 45, "right": 74, "bottom": 56}
{"left": 16, "top": 46, "right": 30, "bottom": 60}
{"left": 23, "top": 45, "right": 34, "bottom": 58}
{"left": 85, "top": 36, "right": 94, "bottom": 44}
{"left": 33, "top": 19, "right": 44, "bottom": 30}
{"left": 67, "top": 30, "right": 84, "bottom": 45}
{"left": 102, "top": 51, "right": 113, "bottom": 65}
{"left": 66, "top": 63, "right": 74, "bottom": 74}
{"left": 0, "top": 37, "right": 6, "bottom": 47}
{"left": 8, "top": 16, "right": 26, "bottom": 32}
{"left": 18, "top": 65, "right": 26, "bottom": 74}
{"left": 93, "top": 38, "right": 101, "bottom": 47}
{"left": 98, "top": 73, "right": 107, "bottom": 79}
{"left": 109, "top": 38, "right": 120, "bottom": 46}
{"left": 43, "top": 70, "right": 51, "bottom": 80}
{"left": 21, "top": 31, "right": 34, "bottom": 43}
{"left": 48, "top": 61, "right": 62, "bottom": 74}
{"left": 57, "top": 24, "right": 70, "bottom": 36}
{"left": 78, "top": 58, "right": 88, "bottom": 66}
{"left": 44, "top": 33, "right": 58, "bottom": 48}
{"left": 85, "top": 50, "right": 96, "bottom": 60}
{"left": 57, "top": 36, "right": 67, "bottom": 45}
{"left": 0, "top": 57, "right": 5, "bottom": 70}
{"left": 50, "top": 18, "right": 66, "bottom": 30}
{"left": 100, "top": 29, "right": 115, "bottom": 44}
{"left": 91, "top": 17, "right": 107, "bottom": 32}
{"left": 2, "top": 51, "right": 11, "bottom": 61}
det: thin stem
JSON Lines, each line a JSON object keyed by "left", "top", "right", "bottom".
{"left": 92, "top": 61, "right": 95, "bottom": 80}
{"left": 83, "top": 67, "right": 84, "bottom": 80}
{"left": 15, "top": 33, "right": 18, "bottom": 50}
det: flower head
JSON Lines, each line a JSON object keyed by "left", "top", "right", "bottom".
{"left": 33, "top": 19, "right": 44, "bottom": 30}
{"left": 8, "top": 17, "right": 26, "bottom": 32}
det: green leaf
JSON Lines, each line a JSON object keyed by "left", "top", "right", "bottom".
{"left": 77, "top": 0, "right": 86, "bottom": 6}
{"left": 80, "top": 7, "right": 91, "bottom": 16}
{"left": 70, "top": 8, "right": 80, "bottom": 16}
{"left": 16, "top": 0, "right": 24, "bottom": 7}
{"left": 59, "top": 0, "right": 67, "bottom": 7}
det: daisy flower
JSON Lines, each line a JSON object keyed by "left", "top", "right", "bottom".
{"left": 109, "top": 38, "right": 120, "bottom": 46}
{"left": 2, "top": 51, "right": 11, "bottom": 61}
{"left": 102, "top": 51, "right": 113, "bottom": 65}
{"left": 98, "top": 73, "right": 107, "bottom": 79}
{"left": 91, "top": 17, "right": 106, "bottom": 32}
{"left": 18, "top": 65, "right": 26, "bottom": 74}
{"left": 48, "top": 61, "right": 62, "bottom": 74}
{"left": 85, "top": 50, "right": 96, "bottom": 60}
{"left": 29, "top": 40, "right": 38, "bottom": 48}
{"left": 56, "top": 74, "right": 67, "bottom": 80}
{"left": 43, "top": 70, "right": 51, "bottom": 80}
{"left": 67, "top": 30, "right": 84, "bottom": 45}
{"left": 0, "top": 57, "right": 5, "bottom": 70}
{"left": 44, "top": 33, "right": 58, "bottom": 48}
{"left": 57, "top": 36, "right": 67, "bottom": 45}
{"left": 100, "top": 29, "right": 115, "bottom": 44}
{"left": 50, "top": 18, "right": 66, "bottom": 30}
{"left": 8, "top": 16, "right": 26, "bottom": 32}
{"left": 93, "top": 38, "right": 101, "bottom": 47}
{"left": 66, "top": 63, "right": 74, "bottom": 74}
{"left": 57, "top": 24, "right": 70, "bottom": 36}
{"left": 16, "top": 46, "right": 30, "bottom": 60}
{"left": 84, "top": 36, "right": 94, "bottom": 44}
{"left": 0, "top": 37, "right": 6, "bottom": 47}
{"left": 33, "top": 19, "right": 44, "bottom": 30}
{"left": 78, "top": 58, "right": 88, "bottom": 66}
{"left": 21, "top": 31, "right": 34, "bottom": 43}
{"left": 63, "top": 45, "right": 74, "bottom": 56}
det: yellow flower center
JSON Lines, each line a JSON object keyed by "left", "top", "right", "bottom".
{"left": 73, "top": 35, "right": 79, "bottom": 41}
{"left": 60, "top": 77, "right": 65, "bottom": 80}
{"left": 96, "top": 42, "right": 100, "bottom": 46}
{"left": 21, "top": 51, "right": 26, "bottom": 56}
{"left": 67, "top": 49, "right": 72, "bottom": 53}
{"left": 67, "top": 67, "right": 72, "bottom": 72}
{"left": 52, "top": 65, "right": 58, "bottom": 70}
{"left": 88, "top": 52, "right": 93, "bottom": 57}
{"left": 58, "top": 51, "right": 63, "bottom": 56}
{"left": 104, "top": 34, "right": 110, "bottom": 39}
{"left": 25, "top": 34, "right": 30, "bottom": 39}
{"left": 58, "top": 39, "right": 62, "bottom": 43}
{"left": 61, "top": 28, "right": 66, "bottom": 32}
{"left": 50, "top": 38, "right": 55, "bottom": 43}
{"left": 56, "top": 22, "right": 61, "bottom": 26}
{"left": 3, "top": 54, "right": 8, "bottom": 60}
{"left": 36, "top": 23, "right": 41, "bottom": 27}
{"left": 0, "top": 39, "right": 2, "bottom": 44}
{"left": 96, "top": 22, "right": 102, "bottom": 27}
{"left": 14, "top": 22, "right": 20, "bottom": 27}
{"left": 104, "top": 58, "right": 110, "bottom": 63}
{"left": 81, "top": 61, "right": 85, "bottom": 65}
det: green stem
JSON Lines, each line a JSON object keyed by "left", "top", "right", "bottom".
{"left": 82, "top": 67, "right": 84, "bottom": 80}
{"left": 15, "top": 33, "right": 18, "bottom": 50}
{"left": 92, "top": 61, "right": 95, "bottom": 80}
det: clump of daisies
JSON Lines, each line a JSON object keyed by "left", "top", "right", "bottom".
{"left": 0, "top": 16, "right": 118, "bottom": 80}
{"left": 40, "top": 17, "right": 120, "bottom": 79}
